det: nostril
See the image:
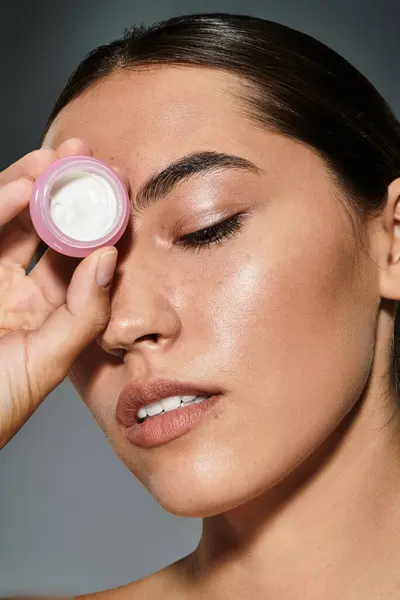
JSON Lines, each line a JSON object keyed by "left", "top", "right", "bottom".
{"left": 135, "top": 333, "right": 159, "bottom": 344}
{"left": 103, "top": 346, "right": 125, "bottom": 359}
{"left": 95, "top": 334, "right": 125, "bottom": 358}
{"left": 109, "top": 348, "right": 125, "bottom": 358}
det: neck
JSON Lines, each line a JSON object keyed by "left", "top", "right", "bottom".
{"left": 185, "top": 366, "right": 400, "bottom": 598}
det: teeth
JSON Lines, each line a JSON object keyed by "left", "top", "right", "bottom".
{"left": 137, "top": 394, "right": 209, "bottom": 421}
{"left": 144, "top": 402, "right": 164, "bottom": 417}
{"left": 180, "top": 395, "right": 198, "bottom": 403}
{"left": 137, "top": 407, "right": 147, "bottom": 419}
{"left": 162, "top": 395, "right": 185, "bottom": 411}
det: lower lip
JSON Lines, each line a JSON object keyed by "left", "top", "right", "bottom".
{"left": 121, "top": 395, "right": 221, "bottom": 448}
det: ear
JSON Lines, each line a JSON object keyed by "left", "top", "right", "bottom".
{"left": 378, "top": 177, "right": 400, "bottom": 301}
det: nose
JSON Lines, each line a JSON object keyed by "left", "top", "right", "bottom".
{"left": 97, "top": 264, "right": 182, "bottom": 357}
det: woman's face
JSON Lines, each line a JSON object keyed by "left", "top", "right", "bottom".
{"left": 44, "top": 66, "right": 379, "bottom": 517}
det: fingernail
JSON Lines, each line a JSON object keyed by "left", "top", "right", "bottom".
{"left": 96, "top": 250, "right": 118, "bottom": 287}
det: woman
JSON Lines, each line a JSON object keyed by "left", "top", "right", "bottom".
{"left": 1, "top": 11, "right": 400, "bottom": 599}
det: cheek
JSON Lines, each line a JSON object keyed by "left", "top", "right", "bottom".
{"left": 189, "top": 214, "right": 369, "bottom": 397}
{"left": 68, "top": 211, "right": 376, "bottom": 517}
{"left": 167, "top": 225, "right": 374, "bottom": 496}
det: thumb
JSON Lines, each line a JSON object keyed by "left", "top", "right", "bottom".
{"left": 26, "top": 247, "right": 118, "bottom": 400}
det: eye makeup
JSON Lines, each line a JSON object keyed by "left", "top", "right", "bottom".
{"left": 177, "top": 212, "right": 248, "bottom": 252}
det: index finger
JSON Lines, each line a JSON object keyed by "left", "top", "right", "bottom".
{"left": 53, "top": 137, "right": 93, "bottom": 160}
{"left": 0, "top": 137, "right": 94, "bottom": 188}
{"left": 0, "top": 148, "right": 57, "bottom": 187}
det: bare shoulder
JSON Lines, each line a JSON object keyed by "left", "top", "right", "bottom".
{"left": 75, "top": 577, "right": 147, "bottom": 600}
{"left": 76, "top": 555, "right": 191, "bottom": 600}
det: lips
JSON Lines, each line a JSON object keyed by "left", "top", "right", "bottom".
{"left": 115, "top": 377, "right": 220, "bottom": 427}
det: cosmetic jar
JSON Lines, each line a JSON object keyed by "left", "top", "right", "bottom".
{"left": 30, "top": 155, "right": 130, "bottom": 257}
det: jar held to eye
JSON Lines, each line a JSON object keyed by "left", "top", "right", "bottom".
{"left": 29, "top": 155, "right": 130, "bottom": 258}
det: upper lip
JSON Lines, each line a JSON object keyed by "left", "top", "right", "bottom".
{"left": 115, "top": 377, "right": 220, "bottom": 427}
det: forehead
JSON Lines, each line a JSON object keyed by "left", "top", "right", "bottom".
{"left": 44, "top": 66, "right": 328, "bottom": 194}
{"left": 46, "top": 67, "right": 249, "bottom": 160}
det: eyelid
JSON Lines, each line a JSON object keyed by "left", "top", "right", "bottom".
{"left": 174, "top": 203, "right": 245, "bottom": 235}
{"left": 176, "top": 211, "right": 248, "bottom": 252}
{"left": 186, "top": 212, "right": 234, "bottom": 233}
{"left": 170, "top": 211, "right": 225, "bottom": 240}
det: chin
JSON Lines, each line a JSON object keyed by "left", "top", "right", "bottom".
{"left": 115, "top": 443, "right": 256, "bottom": 518}
{"left": 146, "top": 480, "right": 241, "bottom": 518}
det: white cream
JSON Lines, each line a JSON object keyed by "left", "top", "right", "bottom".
{"left": 49, "top": 169, "right": 117, "bottom": 241}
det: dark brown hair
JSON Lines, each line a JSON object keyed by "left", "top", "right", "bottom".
{"left": 42, "top": 13, "right": 400, "bottom": 402}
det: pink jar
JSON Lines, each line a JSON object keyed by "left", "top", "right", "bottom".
{"left": 30, "top": 155, "right": 130, "bottom": 257}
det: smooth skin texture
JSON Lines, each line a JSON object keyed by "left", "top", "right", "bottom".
{"left": 4, "top": 65, "right": 400, "bottom": 598}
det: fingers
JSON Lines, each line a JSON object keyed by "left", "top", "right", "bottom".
{"left": 0, "top": 137, "right": 93, "bottom": 194}
{"left": 25, "top": 247, "right": 118, "bottom": 400}
{"left": 0, "top": 148, "right": 57, "bottom": 187}
{"left": 0, "top": 151, "right": 55, "bottom": 267}
{"left": 30, "top": 145, "right": 130, "bottom": 296}
{"left": 0, "top": 178, "right": 40, "bottom": 268}
{"left": 54, "top": 137, "right": 93, "bottom": 159}
{"left": 0, "top": 177, "right": 33, "bottom": 225}
{"left": 55, "top": 139, "right": 129, "bottom": 189}
{"left": 0, "top": 138, "right": 128, "bottom": 272}
{"left": 28, "top": 248, "right": 80, "bottom": 309}
{"left": 0, "top": 139, "right": 93, "bottom": 269}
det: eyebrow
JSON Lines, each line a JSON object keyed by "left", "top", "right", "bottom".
{"left": 132, "top": 151, "right": 263, "bottom": 215}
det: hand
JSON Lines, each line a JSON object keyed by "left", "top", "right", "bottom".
{"left": 0, "top": 138, "right": 119, "bottom": 449}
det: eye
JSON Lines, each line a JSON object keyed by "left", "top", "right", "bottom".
{"left": 177, "top": 212, "right": 246, "bottom": 252}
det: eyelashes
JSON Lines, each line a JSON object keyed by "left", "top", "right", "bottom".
{"left": 177, "top": 212, "right": 247, "bottom": 253}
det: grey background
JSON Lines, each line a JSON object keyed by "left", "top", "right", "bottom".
{"left": 0, "top": 0, "right": 399, "bottom": 595}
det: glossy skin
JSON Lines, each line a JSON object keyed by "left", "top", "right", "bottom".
{"left": 43, "top": 67, "right": 400, "bottom": 599}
